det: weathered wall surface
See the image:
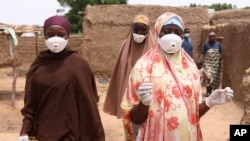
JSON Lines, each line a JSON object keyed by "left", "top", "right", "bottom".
{"left": 189, "top": 11, "right": 250, "bottom": 122}
{"left": 0, "top": 35, "right": 83, "bottom": 75}
{"left": 0, "top": 34, "right": 25, "bottom": 69}
{"left": 220, "top": 21, "right": 250, "bottom": 101}
{"left": 210, "top": 9, "right": 250, "bottom": 25}
{"left": 196, "top": 9, "right": 250, "bottom": 103}
{"left": 82, "top": 4, "right": 209, "bottom": 76}
{"left": 208, "top": 9, "right": 250, "bottom": 101}
{"left": 241, "top": 67, "right": 250, "bottom": 124}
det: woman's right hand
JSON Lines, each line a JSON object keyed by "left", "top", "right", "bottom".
{"left": 138, "top": 82, "right": 153, "bottom": 106}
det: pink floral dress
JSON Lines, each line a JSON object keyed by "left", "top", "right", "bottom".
{"left": 121, "top": 45, "right": 203, "bottom": 141}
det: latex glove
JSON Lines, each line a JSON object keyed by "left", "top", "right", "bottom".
{"left": 138, "top": 83, "right": 153, "bottom": 106}
{"left": 17, "top": 135, "right": 29, "bottom": 141}
{"left": 205, "top": 87, "right": 234, "bottom": 108}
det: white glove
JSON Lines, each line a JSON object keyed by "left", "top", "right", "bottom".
{"left": 138, "top": 83, "right": 153, "bottom": 106}
{"left": 205, "top": 87, "right": 234, "bottom": 108}
{"left": 17, "top": 135, "right": 29, "bottom": 141}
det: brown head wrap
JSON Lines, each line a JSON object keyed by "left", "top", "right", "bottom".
{"left": 43, "top": 15, "right": 70, "bottom": 34}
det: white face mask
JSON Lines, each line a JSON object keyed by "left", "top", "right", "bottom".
{"left": 184, "top": 33, "right": 190, "bottom": 38}
{"left": 133, "top": 33, "right": 146, "bottom": 43}
{"left": 45, "top": 36, "right": 68, "bottom": 53}
{"left": 158, "top": 34, "right": 182, "bottom": 54}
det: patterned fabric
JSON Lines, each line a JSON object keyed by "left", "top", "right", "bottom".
{"left": 154, "top": 12, "right": 185, "bottom": 36}
{"left": 121, "top": 46, "right": 203, "bottom": 141}
{"left": 203, "top": 48, "right": 222, "bottom": 89}
{"left": 121, "top": 12, "right": 203, "bottom": 141}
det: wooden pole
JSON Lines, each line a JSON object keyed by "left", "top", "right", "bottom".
{"left": 11, "top": 58, "right": 17, "bottom": 108}
{"left": 8, "top": 37, "right": 17, "bottom": 108}
{"left": 35, "top": 32, "right": 38, "bottom": 55}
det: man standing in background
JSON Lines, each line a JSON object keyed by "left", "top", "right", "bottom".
{"left": 182, "top": 28, "right": 193, "bottom": 58}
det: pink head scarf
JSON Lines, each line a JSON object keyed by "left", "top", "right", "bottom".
{"left": 154, "top": 12, "right": 185, "bottom": 37}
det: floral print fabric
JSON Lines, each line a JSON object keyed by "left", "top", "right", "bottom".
{"left": 121, "top": 45, "right": 203, "bottom": 141}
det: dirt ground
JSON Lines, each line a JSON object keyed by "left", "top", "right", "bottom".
{"left": 0, "top": 67, "right": 244, "bottom": 141}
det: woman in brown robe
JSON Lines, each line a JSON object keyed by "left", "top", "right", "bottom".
{"left": 18, "top": 15, "right": 105, "bottom": 141}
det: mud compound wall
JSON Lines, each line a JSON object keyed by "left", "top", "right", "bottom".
{"left": 241, "top": 67, "right": 250, "bottom": 124}
{"left": 201, "top": 21, "right": 250, "bottom": 101}
{"left": 210, "top": 9, "right": 250, "bottom": 25}
{"left": 208, "top": 9, "right": 250, "bottom": 101}
{"left": 222, "top": 20, "right": 250, "bottom": 101}
{"left": 0, "top": 35, "right": 83, "bottom": 75}
{"left": 82, "top": 4, "right": 209, "bottom": 76}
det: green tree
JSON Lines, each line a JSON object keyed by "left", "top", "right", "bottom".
{"left": 57, "top": 0, "right": 127, "bottom": 34}
{"left": 189, "top": 3, "right": 235, "bottom": 11}
{"left": 208, "top": 3, "right": 233, "bottom": 11}
{"left": 243, "top": 6, "right": 250, "bottom": 9}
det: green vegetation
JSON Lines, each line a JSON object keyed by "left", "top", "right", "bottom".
{"left": 57, "top": 0, "right": 127, "bottom": 34}
{"left": 243, "top": 6, "right": 250, "bottom": 9}
{"left": 190, "top": 3, "right": 236, "bottom": 11}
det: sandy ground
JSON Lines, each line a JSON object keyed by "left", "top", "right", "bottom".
{"left": 0, "top": 67, "right": 244, "bottom": 141}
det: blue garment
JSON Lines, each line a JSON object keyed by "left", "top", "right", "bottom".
{"left": 201, "top": 42, "right": 221, "bottom": 55}
{"left": 182, "top": 38, "right": 193, "bottom": 57}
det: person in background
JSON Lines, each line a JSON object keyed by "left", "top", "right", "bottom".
{"left": 182, "top": 27, "right": 193, "bottom": 58}
{"left": 196, "top": 59, "right": 211, "bottom": 84}
{"left": 103, "top": 14, "right": 155, "bottom": 118}
{"left": 121, "top": 12, "right": 233, "bottom": 141}
{"left": 199, "top": 32, "right": 222, "bottom": 97}
{"left": 18, "top": 15, "right": 105, "bottom": 141}
{"left": 103, "top": 14, "right": 155, "bottom": 140}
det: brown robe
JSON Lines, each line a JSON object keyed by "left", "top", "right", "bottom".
{"left": 20, "top": 48, "right": 105, "bottom": 141}
{"left": 103, "top": 26, "right": 156, "bottom": 118}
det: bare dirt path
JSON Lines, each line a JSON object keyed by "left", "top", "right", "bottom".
{"left": 0, "top": 68, "right": 244, "bottom": 141}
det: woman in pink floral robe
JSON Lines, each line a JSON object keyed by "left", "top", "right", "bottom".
{"left": 121, "top": 12, "right": 207, "bottom": 141}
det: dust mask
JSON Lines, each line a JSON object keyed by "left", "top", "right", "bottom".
{"left": 133, "top": 33, "right": 146, "bottom": 43}
{"left": 45, "top": 36, "right": 68, "bottom": 53}
{"left": 158, "top": 34, "right": 182, "bottom": 54}
{"left": 184, "top": 33, "right": 190, "bottom": 38}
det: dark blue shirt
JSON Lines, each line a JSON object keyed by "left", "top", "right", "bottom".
{"left": 201, "top": 42, "right": 221, "bottom": 55}
{"left": 182, "top": 38, "right": 193, "bottom": 57}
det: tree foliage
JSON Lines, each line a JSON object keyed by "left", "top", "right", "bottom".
{"left": 189, "top": 3, "right": 235, "bottom": 11}
{"left": 243, "top": 6, "right": 250, "bottom": 9}
{"left": 57, "top": 0, "right": 127, "bottom": 34}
